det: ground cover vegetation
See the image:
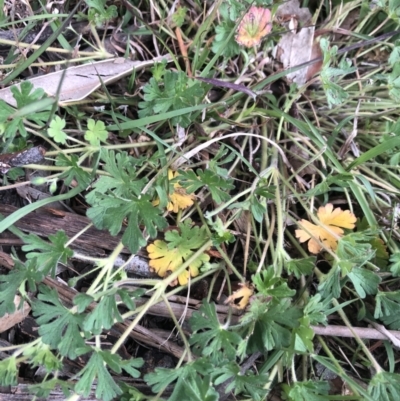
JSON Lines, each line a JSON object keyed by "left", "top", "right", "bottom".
{"left": 0, "top": 0, "right": 399, "bottom": 400}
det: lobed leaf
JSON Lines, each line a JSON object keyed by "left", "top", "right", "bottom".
{"left": 32, "top": 286, "right": 86, "bottom": 359}
{"left": 147, "top": 219, "right": 210, "bottom": 285}
{"left": 296, "top": 203, "right": 357, "bottom": 254}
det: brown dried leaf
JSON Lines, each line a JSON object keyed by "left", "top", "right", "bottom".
{"left": 272, "top": 0, "right": 319, "bottom": 85}
{"left": 0, "top": 56, "right": 171, "bottom": 107}
{"left": 0, "top": 296, "right": 31, "bottom": 333}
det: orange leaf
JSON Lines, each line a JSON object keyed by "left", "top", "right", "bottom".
{"left": 235, "top": 7, "right": 272, "bottom": 48}
{"left": 295, "top": 203, "right": 357, "bottom": 254}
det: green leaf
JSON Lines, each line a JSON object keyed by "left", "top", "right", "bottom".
{"left": 166, "top": 218, "right": 209, "bottom": 250}
{"left": 99, "top": 350, "right": 143, "bottom": 375}
{"left": 389, "top": 252, "right": 400, "bottom": 276}
{"left": 0, "top": 270, "right": 26, "bottom": 316}
{"left": 171, "top": 6, "right": 188, "bottom": 27}
{"left": 375, "top": 291, "right": 400, "bottom": 319}
{"left": 117, "top": 288, "right": 143, "bottom": 311}
{"left": 389, "top": 45, "right": 400, "bottom": 66}
{"left": 0, "top": 258, "right": 43, "bottom": 317}
{"left": 75, "top": 350, "right": 123, "bottom": 401}
{"left": 252, "top": 268, "right": 296, "bottom": 298}
{"left": 242, "top": 298, "right": 301, "bottom": 352}
{"left": 23, "top": 339, "right": 62, "bottom": 372}
{"left": 347, "top": 267, "right": 380, "bottom": 298}
{"left": 389, "top": 63, "right": 400, "bottom": 102}
{"left": 212, "top": 21, "right": 241, "bottom": 58}
{"left": 249, "top": 196, "right": 266, "bottom": 223}
{"left": 120, "top": 357, "right": 144, "bottom": 378}
{"left": 73, "top": 293, "right": 94, "bottom": 313}
{"left": 374, "top": 291, "right": 400, "bottom": 329}
{"left": 138, "top": 71, "right": 206, "bottom": 127}
{"left": 282, "top": 380, "right": 330, "bottom": 401}
{"left": 32, "top": 286, "right": 86, "bottom": 359}
{"left": 108, "top": 104, "right": 209, "bottom": 131}
{"left": 348, "top": 136, "right": 400, "bottom": 171}
{"left": 87, "top": 194, "right": 167, "bottom": 253}
{"left": 303, "top": 294, "right": 331, "bottom": 326}
{"left": 369, "top": 237, "right": 389, "bottom": 269}
{"left": 368, "top": 372, "right": 400, "bottom": 401}
{"left": 11, "top": 81, "right": 45, "bottom": 107}
{"left": 83, "top": 291, "right": 124, "bottom": 335}
{"left": 55, "top": 153, "right": 91, "bottom": 187}
{"left": 85, "top": 149, "right": 166, "bottom": 253}
{"left": 229, "top": 196, "right": 268, "bottom": 224}
{"left": 119, "top": 382, "right": 147, "bottom": 401}
{"left": 29, "top": 378, "right": 73, "bottom": 399}
{"left": 10, "top": 82, "right": 50, "bottom": 128}
{"left": 208, "top": 216, "right": 235, "bottom": 245}
{"left": 84, "top": 119, "right": 108, "bottom": 146}
{"left": 189, "top": 301, "right": 242, "bottom": 361}
{"left": 208, "top": 145, "right": 235, "bottom": 178}
{"left": 318, "top": 267, "right": 342, "bottom": 298}
{"left": 0, "top": 100, "right": 25, "bottom": 139}
{"left": 150, "top": 59, "right": 168, "bottom": 81}
{"left": 285, "top": 257, "right": 315, "bottom": 279}
{"left": 0, "top": 357, "right": 18, "bottom": 385}
{"left": 145, "top": 359, "right": 213, "bottom": 398}
{"left": 178, "top": 169, "right": 235, "bottom": 204}
{"left": 213, "top": 361, "right": 269, "bottom": 401}
{"left": 85, "top": 149, "right": 146, "bottom": 203}
{"left": 305, "top": 173, "right": 352, "bottom": 196}
{"left": 87, "top": 0, "right": 117, "bottom": 25}
{"left": 180, "top": 375, "right": 219, "bottom": 401}
{"left": 319, "top": 38, "right": 355, "bottom": 108}
{"left": 48, "top": 116, "right": 68, "bottom": 144}
{"left": 336, "top": 231, "right": 378, "bottom": 276}
{"left": 291, "top": 316, "right": 314, "bottom": 353}
{"left": 22, "top": 231, "right": 73, "bottom": 277}
{"left": 220, "top": 0, "right": 247, "bottom": 21}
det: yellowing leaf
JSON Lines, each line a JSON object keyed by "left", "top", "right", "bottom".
{"left": 168, "top": 186, "right": 194, "bottom": 212}
{"left": 153, "top": 170, "right": 195, "bottom": 213}
{"left": 235, "top": 6, "right": 272, "bottom": 48}
{"left": 224, "top": 283, "right": 254, "bottom": 310}
{"left": 295, "top": 203, "right": 357, "bottom": 254}
{"left": 146, "top": 219, "right": 210, "bottom": 286}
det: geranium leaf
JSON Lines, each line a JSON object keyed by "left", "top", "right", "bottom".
{"left": 295, "top": 204, "right": 357, "bottom": 254}
{"left": 147, "top": 219, "right": 210, "bottom": 285}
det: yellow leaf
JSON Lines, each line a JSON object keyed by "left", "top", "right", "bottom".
{"left": 168, "top": 187, "right": 194, "bottom": 213}
{"left": 147, "top": 239, "right": 209, "bottom": 286}
{"left": 224, "top": 283, "right": 254, "bottom": 310}
{"left": 295, "top": 203, "right": 357, "bottom": 254}
{"left": 318, "top": 203, "right": 356, "bottom": 229}
{"left": 153, "top": 170, "right": 195, "bottom": 213}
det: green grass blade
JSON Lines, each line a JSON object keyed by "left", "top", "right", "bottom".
{"left": 107, "top": 104, "right": 210, "bottom": 131}
{"left": 0, "top": 186, "right": 82, "bottom": 234}
{"left": 346, "top": 137, "right": 400, "bottom": 170}
{"left": 0, "top": 0, "right": 82, "bottom": 86}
